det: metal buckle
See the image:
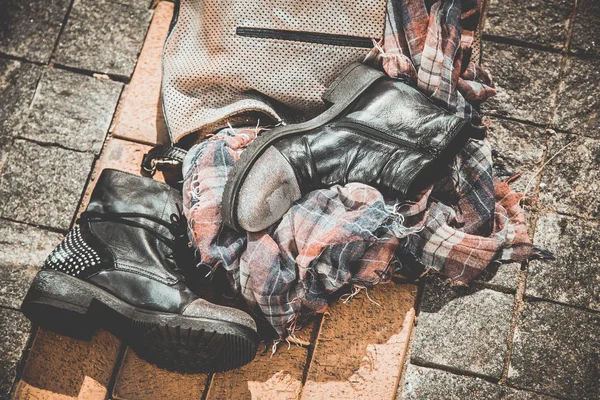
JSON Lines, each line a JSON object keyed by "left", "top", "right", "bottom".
{"left": 142, "top": 158, "right": 181, "bottom": 175}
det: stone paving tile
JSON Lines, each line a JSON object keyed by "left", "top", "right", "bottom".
{"left": 0, "top": 0, "right": 70, "bottom": 63}
{"left": 486, "top": 117, "right": 547, "bottom": 195}
{"left": 401, "top": 365, "right": 560, "bottom": 399}
{"left": 0, "top": 60, "right": 41, "bottom": 148}
{"left": 0, "top": 140, "right": 95, "bottom": 231}
{"left": 0, "top": 220, "right": 62, "bottom": 310}
{"left": 411, "top": 278, "right": 514, "bottom": 380}
{"left": 474, "top": 263, "right": 521, "bottom": 292}
{"left": 554, "top": 56, "right": 599, "bottom": 136}
{"left": 570, "top": 0, "right": 600, "bottom": 57}
{"left": 54, "top": 0, "right": 153, "bottom": 78}
{"left": 538, "top": 133, "right": 600, "bottom": 218}
{"left": 0, "top": 308, "right": 31, "bottom": 400}
{"left": 401, "top": 364, "right": 503, "bottom": 400}
{"left": 484, "top": 0, "right": 572, "bottom": 49}
{"left": 526, "top": 213, "right": 599, "bottom": 311}
{"left": 501, "top": 388, "right": 559, "bottom": 400}
{"left": 508, "top": 300, "right": 600, "bottom": 399}
{"left": 482, "top": 42, "right": 562, "bottom": 126}
{"left": 19, "top": 68, "right": 122, "bottom": 154}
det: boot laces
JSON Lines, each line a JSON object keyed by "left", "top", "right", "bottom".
{"left": 79, "top": 205, "right": 190, "bottom": 270}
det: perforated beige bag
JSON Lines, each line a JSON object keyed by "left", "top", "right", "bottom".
{"left": 161, "top": 0, "right": 388, "bottom": 144}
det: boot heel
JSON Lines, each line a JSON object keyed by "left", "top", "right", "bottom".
{"left": 321, "top": 62, "right": 385, "bottom": 104}
{"left": 22, "top": 270, "right": 96, "bottom": 338}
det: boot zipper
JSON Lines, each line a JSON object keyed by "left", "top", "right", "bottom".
{"left": 331, "top": 119, "right": 439, "bottom": 156}
{"left": 236, "top": 27, "right": 376, "bottom": 48}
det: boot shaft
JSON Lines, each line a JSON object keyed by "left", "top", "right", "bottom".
{"left": 44, "top": 169, "right": 194, "bottom": 312}
{"left": 274, "top": 74, "right": 470, "bottom": 197}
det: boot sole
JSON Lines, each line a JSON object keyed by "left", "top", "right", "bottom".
{"left": 22, "top": 270, "right": 259, "bottom": 373}
{"left": 222, "top": 63, "right": 386, "bottom": 231}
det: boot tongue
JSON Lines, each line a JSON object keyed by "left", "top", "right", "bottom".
{"left": 87, "top": 169, "right": 181, "bottom": 222}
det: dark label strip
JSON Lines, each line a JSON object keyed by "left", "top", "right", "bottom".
{"left": 236, "top": 27, "right": 376, "bottom": 48}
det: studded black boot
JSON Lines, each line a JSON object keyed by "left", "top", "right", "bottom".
{"left": 22, "top": 169, "right": 259, "bottom": 372}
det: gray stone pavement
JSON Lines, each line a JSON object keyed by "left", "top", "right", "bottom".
{"left": 0, "top": 0, "right": 598, "bottom": 399}
{"left": 401, "top": 1, "right": 600, "bottom": 399}
{"left": 0, "top": 0, "right": 154, "bottom": 397}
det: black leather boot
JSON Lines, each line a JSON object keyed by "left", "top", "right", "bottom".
{"left": 222, "top": 63, "right": 480, "bottom": 232}
{"left": 22, "top": 169, "right": 258, "bottom": 372}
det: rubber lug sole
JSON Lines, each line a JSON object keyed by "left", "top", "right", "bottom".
{"left": 21, "top": 270, "right": 258, "bottom": 373}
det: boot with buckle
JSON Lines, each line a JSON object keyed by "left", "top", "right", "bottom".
{"left": 22, "top": 169, "right": 259, "bottom": 372}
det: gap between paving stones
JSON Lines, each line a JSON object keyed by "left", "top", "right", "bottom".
{"left": 487, "top": 112, "right": 600, "bottom": 141}
{"left": 482, "top": 35, "right": 564, "bottom": 55}
{"left": 482, "top": 3, "right": 599, "bottom": 63}
{"left": 51, "top": 63, "right": 133, "bottom": 84}
{"left": 299, "top": 314, "right": 324, "bottom": 384}
{"left": 13, "top": 136, "right": 99, "bottom": 155}
{"left": 0, "top": 49, "right": 144, "bottom": 86}
{"left": 408, "top": 358, "right": 501, "bottom": 385}
{"left": 0, "top": 216, "right": 67, "bottom": 236}
{"left": 522, "top": 294, "right": 600, "bottom": 316}
{"left": 47, "top": 0, "right": 76, "bottom": 66}
{"left": 395, "top": 291, "right": 421, "bottom": 399}
{"left": 201, "top": 375, "right": 214, "bottom": 400}
{"left": 498, "top": 262, "right": 529, "bottom": 385}
{"left": 0, "top": 304, "right": 23, "bottom": 313}
{"left": 0, "top": 52, "right": 46, "bottom": 67}
{"left": 105, "top": 342, "right": 129, "bottom": 399}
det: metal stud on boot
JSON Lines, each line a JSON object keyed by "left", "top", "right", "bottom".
{"left": 222, "top": 63, "right": 481, "bottom": 232}
{"left": 22, "top": 169, "right": 259, "bottom": 372}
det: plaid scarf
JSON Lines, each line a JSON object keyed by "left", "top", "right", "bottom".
{"left": 182, "top": 0, "right": 551, "bottom": 337}
{"left": 369, "top": 0, "right": 496, "bottom": 122}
